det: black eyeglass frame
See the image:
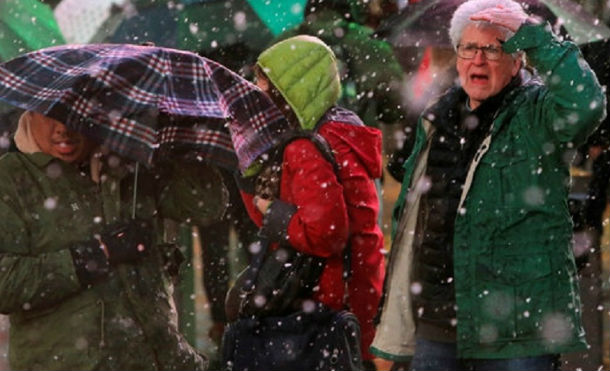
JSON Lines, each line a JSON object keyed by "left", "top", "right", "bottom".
{"left": 456, "top": 44, "right": 504, "bottom": 61}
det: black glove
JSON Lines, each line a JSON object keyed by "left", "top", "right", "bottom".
{"left": 101, "top": 218, "right": 153, "bottom": 265}
{"left": 254, "top": 164, "right": 280, "bottom": 201}
{"left": 70, "top": 239, "right": 111, "bottom": 287}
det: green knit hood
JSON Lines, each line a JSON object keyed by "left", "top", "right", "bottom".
{"left": 256, "top": 35, "right": 341, "bottom": 130}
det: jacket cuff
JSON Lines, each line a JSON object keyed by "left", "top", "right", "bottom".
{"left": 503, "top": 21, "right": 554, "bottom": 53}
{"left": 69, "top": 239, "right": 110, "bottom": 287}
{"left": 233, "top": 170, "right": 256, "bottom": 194}
{"left": 260, "top": 199, "right": 297, "bottom": 243}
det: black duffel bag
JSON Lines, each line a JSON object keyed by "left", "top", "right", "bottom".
{"left": 222, "top": 239, "right": 363, "bottom": 371}
{"left": 221, "top": 306, "right": 363, "bottom": 371}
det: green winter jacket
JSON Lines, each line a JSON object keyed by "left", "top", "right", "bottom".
{"left": 0, "top": 152, "right": 227, "bottom": 370}
{"left": 371, "top": 22, "right": 606, "bottom": 360}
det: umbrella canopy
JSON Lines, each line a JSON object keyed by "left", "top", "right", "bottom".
{"left": 102, "top": 0, "right": 275, "bottom": 72}
{"left": 0, "top": 0, "right": 65, "bottom": 61}
{"left": 54, "top": 0, "right": 128, "bottom": 45}
{"left": 246, "top": 0, "right": 307, "bottom": 36}
{"left": 379, "top": 0, "right": 610, "bottom": 47}
{"left": 177, "top": 0, "right": 274, "bottom": 58}
{"left": 110, "top": 3, "right": 182, "bottom": 48}
{"left": 0, "top": 44, "right": 288, "bottom": 170}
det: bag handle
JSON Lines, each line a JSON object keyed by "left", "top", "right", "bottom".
{"left": 240, "top": 238, "right": 270, "bottom": 294}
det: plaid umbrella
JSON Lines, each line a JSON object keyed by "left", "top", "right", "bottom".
{"left": 0, "top": 43, "right": 288, "bottom": 170}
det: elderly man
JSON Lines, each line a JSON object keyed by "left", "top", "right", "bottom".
{"left": 371, "top": 0, "right": 606, "bottom": 370}
{"left": 0, "top": 111, "right": 227, "bottom": 370}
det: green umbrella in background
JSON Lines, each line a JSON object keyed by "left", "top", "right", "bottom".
{"left": 177, "top": 0, "right": 276, "bottom": 57}
{"left": 0, "top": 0, "right": 65, "bottom": 61}
{"left": 177, "top": 0, "right": 309, "bottom": 52}
{"left": 177, "top": 0, "right": 307, "bottom": 70}
{"left": 106, "top": 0, "right": 307, "bottom": 72}
{"left": 246, "top": 0, "right": 307, "bottom": 36}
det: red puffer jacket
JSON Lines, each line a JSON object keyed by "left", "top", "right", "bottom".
{"left": 240, "top": 112, "right": 385, "bottom": 360}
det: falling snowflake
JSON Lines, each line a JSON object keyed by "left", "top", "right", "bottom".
{"left": 541, "top": 313, "right": 572, "bottom": 346}
{"left": 410, "top": 281, "right": 422, "bottom": 295}
{"left": 479, "top": 323, "right": 498, "bottom": 343}
{"left": 43, "top": 197, "right": 57, "bottom": 210}
{"left": 233, "top": 11, "right": 247, "bottom": 32}
{"left": 248, "top": 241, "right": 262, "bottom": 254}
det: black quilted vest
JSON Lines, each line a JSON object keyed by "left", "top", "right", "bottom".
{"left": 410, "top": 79, "right": 518, "bottom": 341}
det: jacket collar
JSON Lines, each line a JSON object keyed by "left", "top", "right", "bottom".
{"left": 9, "top": 137, "right": 72, "bottom": 170}
{"left": 489, "top": 69, "right": 542, "bottom": 136}
{"left": 12, "top": 143, "right": 130, "bottom": 183}
{"left": 423, "top": 71, "right": 529, "bottom": 132}
{"left": 421, "top": 86, "right": 466, "bottom": 129}
{"left": 27, "top": 152, "right": 57, "bottom": 168}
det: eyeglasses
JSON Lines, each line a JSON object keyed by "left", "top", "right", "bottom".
{"left": 456, "top": 44, "right": 503, "bottom": 61}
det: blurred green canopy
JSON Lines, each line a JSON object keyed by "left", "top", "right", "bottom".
{"left": 0, "top": 0, "right": 65, "bottom": 61}
{"left": 172, "top": 0, "right": 308, "bottom": 36}
{"left": 246, "top": 0, "right": 307, "bottom": 36}
{"left": 104, "top": 0, "right": 307, "bottom": 72}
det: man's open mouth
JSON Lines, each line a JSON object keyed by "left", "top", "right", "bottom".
{"left": 54, "top": 141, "right": 77, "bottom": 154}
{"left": 471, "top": 73, "right": 489, "bottom": 83}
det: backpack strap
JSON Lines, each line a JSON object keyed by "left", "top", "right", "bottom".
{"left": 271, "top": 129, "right": 339, "bottom": 175}
{"left": 307, "top": 130, "right": 352, "bottom": 306}
{"left": 257, "top": 127, "right": 352, "bottom": 308}
{"left": 304, "top": 131, "right": 353, "bottom": 297}
{"left": 297, "top": 130, "right": 353, "bottom": 305}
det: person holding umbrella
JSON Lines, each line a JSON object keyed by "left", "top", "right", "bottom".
{"left": 0, "top": 110, "right": 227, "bottom": 370}
{"left": 371, "top": 0, "right": 606, "bottom": 369}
